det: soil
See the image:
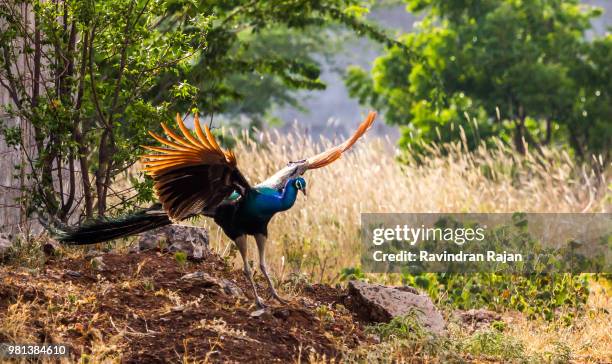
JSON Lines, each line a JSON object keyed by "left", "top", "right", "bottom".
{"left": 0, "top": 249, "right": 369, "bottom": 363}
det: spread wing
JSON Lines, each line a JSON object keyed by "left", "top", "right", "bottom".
{"left": 141, "top": 114, "right": 250, "bottom": 221}
{"left": 256, "top": 111, "right": 376, "bottom": 190}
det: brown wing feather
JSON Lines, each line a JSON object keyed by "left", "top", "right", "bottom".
{"left": 306, "top": 111, "right": 376, "bottom": 169}
{"left": 141, "top": 114, "right": 249, "bottom": 221}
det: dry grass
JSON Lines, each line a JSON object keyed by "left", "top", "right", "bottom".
{"left": 0, "top": 298, "right": 37, "bottom": 343}
{"left": 199, "top": 126, "right": 610, "bottom": 282}
{"left": 502, "top": 279, "right": 612, "bottom": 362}
{"left": 202, "top": 126, "right": 610, "bottom": 362}
{"left": 3, "top": 123, "right": 610, "bottom": 362}
{"left": 342, "top": 282, "right": 611, "bottom": 363}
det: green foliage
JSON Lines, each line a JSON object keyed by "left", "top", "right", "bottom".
{"left": 281, "top": 234, "right": 341, "bottom": 280}
{"left": 461, "top": 329, "right": 527, "bottom": 361}
{"left": 0, "top": 0, "right": 197, "bottom": 220}
{"left": 339, "top": 266, "right": 366, "bottom": 281}
{"left": 362, "top": 311, "right": 534, "bottom": 363}
{"left": 141, "top": 279, "right": 156, "bottom": 291}
{"left": 346, "top": 0, "right": 612, "bottom": 158}
{"left": 353, "top": 311, "right": 549, "bottom": 363}
{"left": 0, "top": 0, "right": 392, "bottom": 222}
{"left": 399, "top": 216, "right": 592, "bottom": 321}
{"left": 360, "top": 218, "right": 599, "bottom": 323}
{"left": 314, "top": 304, "right": 335, "bottom": 325}
{"left": 1, "top": 234, "right": 47, "bottom": 269}
{"left": 403, "top": 272, "right": 589, "bottom": 321}
{"left": 545, "top": 342, "right": 572, "bottom": 364}
{"left": 366, "top": 309, "right": 431, "bottom": 342}
{"left": 363, "top": 311, "right": 464, "bottom": 362}
{"left": 491, "top": 320, "right": 506, "bottom": 332}
{"left": 174, "top": 251, "right": 187, "bottom": 267}
{"left": 147, "top": 0, "right": 394, "bottom": 121}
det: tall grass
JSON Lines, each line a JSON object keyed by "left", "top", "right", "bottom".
{"left": 212, "top": 127, "right": 610, "bottom": 362}
{"left": 198, "top": 126, "right": 609, "bottom": 282}
{"left": 4, "top": 124, "right": 609, "bottom": 363}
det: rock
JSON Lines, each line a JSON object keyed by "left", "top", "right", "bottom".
{"left": 221, "top": 279, "right": 244, "bottom": 297}
{"left": 181, "top": 271, "right": 203, "bottom": 280}
{"left": 138, "top": 230, "right": 161, "bottom": 251}
{"left": 90, "top": 256, "right": 106, "bottom": 271}
{"left": 457, "top": 309, "right": 501, "bottom": 330}
{"left": 180, "top": 272, "right": 244, "bottom": 298}
{"left": 397, "top": 285, "right": 420, "bottom": 295}
{"left": 250, "top": 308, "right": 274, "bottom": 319}
{"left": 180, "top": 271, "right": 225, "bottom": 290}
{"left": 84, "top": 250, "right": 104, "bottom": 259}
{"left": 347, "top": 280, "right": 446, "bottom": 334}
{"left": 137, "top": 225, "right": 208, "bottom": 258}
{"left": 181, "top": 271, "right": 213, "bottom": 281}
{"left": 168, "top": 240, "right": 204, "bottom": 259}
{"left": 127, "top": 244, "right": 140, "bottom": 254}
{"left": 42, "top": 240, "right": 60, "bottom": 256}
{"left": 459, "top": 308, "right": 501, "bottom": 323}
{"left": 273, "top": 309, "right": 291, "bottom": 320}
{"left": 0, "top": 234, "right": 12, "bottom": 257}
{"left": 64, "top": 270, "right": 83, "bottom": 278}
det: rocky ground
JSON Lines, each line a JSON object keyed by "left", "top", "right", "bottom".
{"left": 1, "top": 248, "right": 382, "bottom": 362}
{"left": 2, "top": 242, "right": 607, "bottom": 363}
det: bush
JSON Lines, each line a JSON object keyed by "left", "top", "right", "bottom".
{"left": 403, "top": 273, "right": 589, "bottom": 321}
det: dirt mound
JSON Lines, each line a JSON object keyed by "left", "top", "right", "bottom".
{"left": 0, "top": 250, "right": 367, "bottom": 362}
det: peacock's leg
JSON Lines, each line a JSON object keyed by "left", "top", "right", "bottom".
{"left": 234, "top": 235, "right": 265, "bottom": 308}
{"left": 255, "top": 234, "right": 286, "bottom": 304}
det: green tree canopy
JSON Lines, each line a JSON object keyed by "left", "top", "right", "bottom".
{"left": 0, "top": 0, "right": 390, "bottom": 221}
{"left": 346, "top": 0, "right": 611, "bottom": 158}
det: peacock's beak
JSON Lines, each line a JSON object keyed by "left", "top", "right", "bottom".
{"left": 301, "top": 187, "right": 307, "bottom": 197}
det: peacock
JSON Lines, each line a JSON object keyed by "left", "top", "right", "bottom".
{"left": 51, "top": 111, "right": 376, "bottom": 308}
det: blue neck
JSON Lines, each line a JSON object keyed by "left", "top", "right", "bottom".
{"left": 278, "top": 179, "right": 299, "bottom": 211}
{"left": 245, "top": 179, "right": 299, "bottom": 218}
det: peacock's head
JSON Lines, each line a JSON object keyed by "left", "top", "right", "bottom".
{"left": 293, "top": 177, "right": 307, "bottom": 197}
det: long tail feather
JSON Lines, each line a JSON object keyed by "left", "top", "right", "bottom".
{"left": 48, "top": 205, "right": 171, "bottom": 245}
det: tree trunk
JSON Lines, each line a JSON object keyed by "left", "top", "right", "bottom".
{"left": 74, "top": 31, "right": 94, "bottom": 218}
{"left": 59, "top": 150, "right": 76, "bottom": 221}
{"left": 96, "top": 130, "right": 111, "bottom": 216}
{"left": 568, "top": 129, "right": 584, "bottom": 160}
{"left": 513, "top": 118, "right": 526, "bottom": 155}
{"left": 543, "top": 119, "right": 552, "bottom": 145}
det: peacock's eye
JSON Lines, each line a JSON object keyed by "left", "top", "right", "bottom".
{"left": 296, "top": 180, "right": 303, "bottom": 189}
